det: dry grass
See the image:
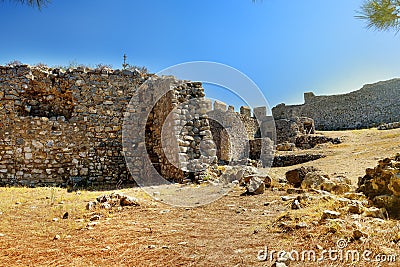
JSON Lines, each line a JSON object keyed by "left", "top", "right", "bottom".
{"left": 0, "top": 186, "right": 399, "bottom": 266}
{"left": 1, "top": 128, "right": 400, "bottom": 266}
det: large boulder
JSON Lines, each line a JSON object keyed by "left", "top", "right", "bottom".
{"left": 245, "top": 176, "right": 266, "bottom": 195}
{"left": 300, "top": 171, "right": 351, "bottom": 193}
{"left": 286, "top": 167, "right": 351, "bottom": 194}
{"left": 285, "top": 166, "right": 319, "bottom": 187}
{"left": 358, "top": 154, "right": 400, "bottom": 218}
{"left": 301, "top": 171, "right": 330, "bottom": 189}
{"left": 219, "top": 165, "right": 258, "bottom": 184}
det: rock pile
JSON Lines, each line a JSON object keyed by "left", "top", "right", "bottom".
{"left": 286, "top": 167, "right": 352, "bottom": 193}
{"left": 378, "top": 122, "right": 400, "bottom": 130}
{"left": 285, "top": 166, "right": 319, "bottom": 187}
{"left": 358, "top": 154, "right": 400, "bottom": 218}
{"left": 295, "top": 135, "right": 341, "bottom": 149}
{"left": 86, "top": 193, "right": 140, "bottom": 210}
{"left": 242, "top": 175, "right": 272, "bottom": 195}
{"left": 273, "top": 154, "right": 325, "bottom": 167}
{"left": 276, "top": 142, "right": 296, "bottom": 151}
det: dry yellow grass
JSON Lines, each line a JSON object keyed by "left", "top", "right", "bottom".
{"left": 1, "top": 128, "right": 400, "bottom": 266}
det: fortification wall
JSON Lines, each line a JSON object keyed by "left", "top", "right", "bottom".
{"left": 206, "top": 101, "right": 275, "bottom": 167}
{"left": 0, "top": 64, "right": 278, "bottom": 187}
{"left": 0, "top": 65, "right": 213, "bottom": 187}
{"left": 272, "top": 79, "right": 400, "bottom": 130}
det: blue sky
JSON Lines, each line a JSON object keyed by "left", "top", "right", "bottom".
{"left": 1, "top": 0, "right": 399, "bottom": 108}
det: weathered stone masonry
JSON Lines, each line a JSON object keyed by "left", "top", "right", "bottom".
{"left": 0, "top": 65, "right": 274, "bottom": 187}
{"left": 0, "top": 65, "right": 216, "bottom": 187}
{"left": 272, "top": 79, "right": 400, "bottom": 130}
{"left": 0, "top": 65, "right": 147, "bottom": 186}
{"left": 206, "top": 101, "right": 275, "bottom": 168}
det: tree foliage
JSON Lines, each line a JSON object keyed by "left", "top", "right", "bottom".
{"left": 357, "top": 0, "right": 400, "bottom": 32}
{"left": 2, "top": 0, "right": 50, "bottom": 9}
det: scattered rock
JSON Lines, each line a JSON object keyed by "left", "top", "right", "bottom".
{"left": 333, "top": 183, "right": 352, "bottom": 194}
{"left": 336, "top": 197, "right": 352, "bottom": 207}
{"left": 363, "top": 207, "right": 387, "bottom": 220}
{"left": 358, "top": 154, "right": 400, "bottom": 218}
{"left": 321, "top": 210, "right": 341, "bottom": 220}
{"left": 86, "top": 201, "right": 97, "bottom": 210}
{"left": 344, "top": 192, "right": 365, "bottom": 200}
{"left": 100, "top": 202, "right": 112, "bottom": 209}
{"left": 321, "top": 180, "right": 336, "bottom": 192}
{"left": 353, "top": 229, "right": 368, "bottom": 240}
{"left": 86, "top": 221, "right": 99, "bottom": 228}
{"left": 90, "top": 215, "right": 101, "bottom": 221}
{"left": 272, "top": 262, "right": 288, "bottom": 267}
{"left": 160, "top": 209, "right": 171, "bottom": 214}
{"left": 221, "top": 166, "right": 258, "bottom": 184}
{"left": 87, "top": 194, "right": 140, "bottom": 210}
{"left": 295, "top": 222, "right": 308, "bottom": 229}
{"left": 96, "top": 195, "right": 109, "bottom": 203}
{"left": 291, "top": 199, "right": 301, "bottom": 210}
{"left": 348, "top": 202, "right": 364, "bottom": 214}
{"left": 298, "top": 171, "right": 352, "bottom": 194}
{"left": 281, "top": 195, "right": 296, "bottom": 201}
{"left": 120, "top": 195, "right": 140, "bottom": 207}
{"left": 62, "top": 212, "right": 69, "bottom": 219}
{"left": 236, "top": 207, "right": 247, "bottom": 214}
{"left": 286, "top": 166, "right": 319, "bottom": 187}
{"left": 276, "top": 142, "right": 296, "bottom": 151}
{"left": 53, "top": 234, "right": 61, "bottom": 240}
{"left": 286, "top": 188, "right": 306, "bottom": 194}
{"left": 301, "top": 171, "right": 330, "bottom": 190}
{"left": 244, "top": 176, "right": 265, "bottom": 195}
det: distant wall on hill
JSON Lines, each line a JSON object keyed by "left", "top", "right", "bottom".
{"left": 272, "top": 79, "right": 400, "bottom": 130}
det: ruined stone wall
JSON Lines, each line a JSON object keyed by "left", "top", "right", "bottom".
{"left": 207, "top": 101, "right": 275, "bottom": 167}
{"left": 275, "top": 117, "right": 315, "bottom": 144}
{"left": 0, "top": 65, "right": 212, "bottom": 187}
{"left": 272, "top": 79, "right": 400, "bottom": 130}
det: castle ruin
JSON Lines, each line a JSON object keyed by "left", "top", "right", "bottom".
{"left": 0, "top": 65, "right": 275, "bottom": 187}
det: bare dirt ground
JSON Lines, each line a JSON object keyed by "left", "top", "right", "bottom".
{"left": 1, "top": 128, "right": 400, "bottom": 266}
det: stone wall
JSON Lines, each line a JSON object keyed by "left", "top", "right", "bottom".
{"left": 275, "top": 117, "right": 315, "bottom": 144}
{"left": 272, "top": 79, "right": 400, "bottom": 130}
{"left": 206, "top": 101, "right": 275, "bottom": 167}
{"left": 0, "top": 65, "right": 214, "bottom": 187}
{"left": 0, "top": 64, "right": 277, "bottom": 187}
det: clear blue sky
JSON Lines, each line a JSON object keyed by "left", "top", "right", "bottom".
{"left": 1, "top": 0, "right": 399, "bottom": 108}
